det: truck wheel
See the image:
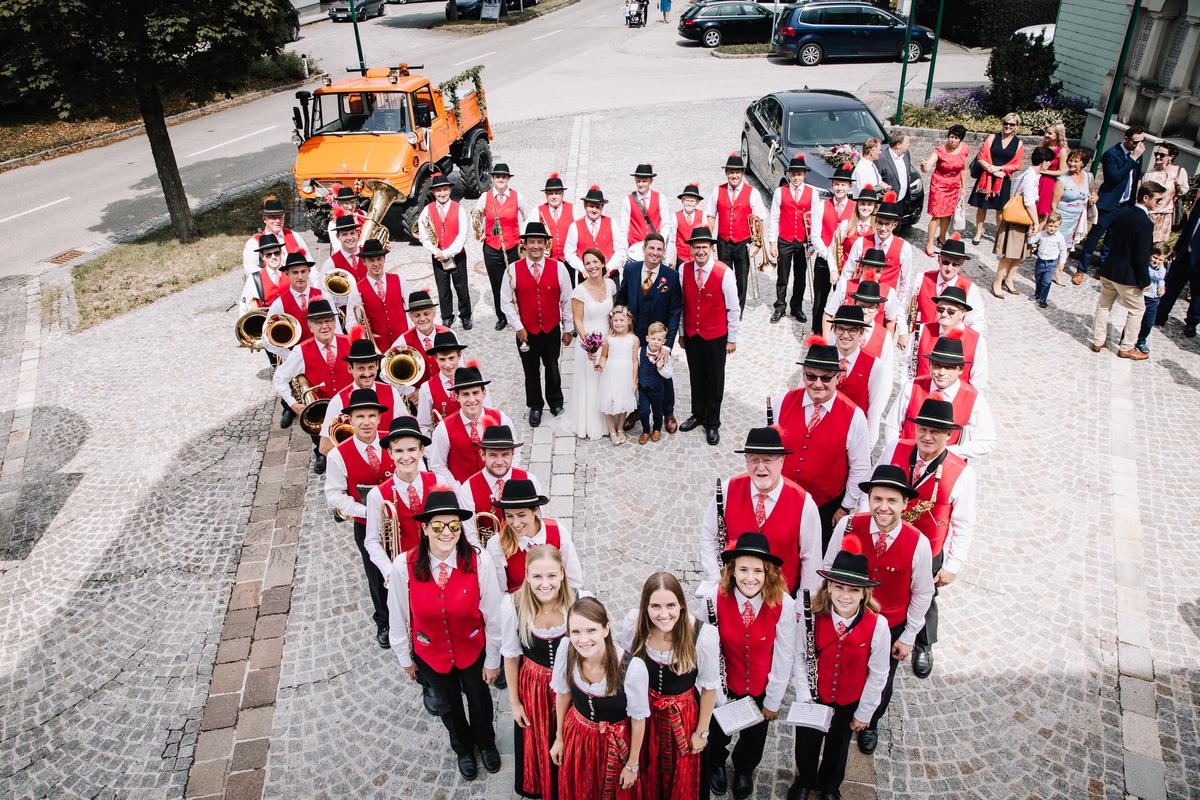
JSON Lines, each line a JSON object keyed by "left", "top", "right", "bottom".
{"left": 460, "top": 140, "right": 493, "bottom": 199}
{"left": 400, "top": 179, "right": 435, "bottom": 242}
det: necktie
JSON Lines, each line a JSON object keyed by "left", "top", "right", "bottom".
{"left": 838, "top": 357, "right": 848, "bottom": 387}
{"left": 366, "top": 444, "right": 380, "bottom": 473}
{"left": 808, "top": 403, "right": 824, "bottom": 429}
{"left": 494, "top": 478, "right": 505, "bottom": 502}
{"left": 836, "top": 620, "right": 848, "bottom": 638}
{"left": 423, "top": 336, "right": 432, "bottom": 351}
{"left": 642, "top": 271, "right": 653, "bottom": 297}
{"left": 754, "top": 492, "right": 769, "bottom": 527}
{"left": 376, "top": 279, "right": 385, "bottom": 303}
{"left": 741, "top": 601, "right": 755, "bottom": 628}
{"left": 930, "top": 390, "right": 945, "bottom": 401}
{"left": 695, "top": 266, "right": 704, "bottom": 287}
{"left": 436, "top": 562, "right": 449, "bottom": 589}
{"left": 324, "top": 344, "right": 336, "bottom": 371}
{"left": 407, "top": 482, "right": 421, "bottom": 512}
{"left": 468, "top": 420, "right": 480, "bottom": 444}
{"left": 915, "top": 459, "right": 928, "bottom": 481}
{"left": 299, "top": 293, "right": 308, "bottom": 315}
{"left": 875, "top": 531, "right": 888, "bottom": 558}
{"left": 533, "top": 262, "right": 542, "bottom": 283}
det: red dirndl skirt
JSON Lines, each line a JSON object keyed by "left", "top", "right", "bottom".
{"left": 559, "top": 706, "right": 641, "bottom": 800}
{"left": 642, "top": 688, "right": 701, "bottom": 800}
{"left": 516, "top": 659, "right": 558, "bottom": 799}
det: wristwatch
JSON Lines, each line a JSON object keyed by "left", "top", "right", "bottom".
{"left": 699, "top": 731, "right": 709, "bottom": 739}
{"left": 624, "top": 763, "right": 639, "bottom": 774}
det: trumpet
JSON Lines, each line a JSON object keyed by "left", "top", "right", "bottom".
{"left": 380, "top": 498, "right": 400, "bottom": 561}
{"left": 264, "top": 313, "right": 302, "bottom": 349}
{"left": 475, "top": 511, "right": 502, "bottom": 546}
{"left": 323, "top": 268, "right": 354, "bottom": 298}
{"left": 329, "top": 414, "right": 354, "bottom": 444}
{"left": 471, "top": 208, "right": 485, "bottom": 242}
{"left": 235, "top": 309, "right": 268, "bottom": 350}
{"left": 289, "top": 377, "right": 329, "bottom": 435}
{"left": 380, "top": 345, "right": 426, "bottom": 387}
{"left": 353, "top": 305, "right": 377, "bottom": 353}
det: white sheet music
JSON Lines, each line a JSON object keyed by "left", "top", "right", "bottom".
{"left": 712, "top": 696, "right": 764, "bottom": 735}
{"left": 786, "top": 701, "right": 834, "bottom": 732}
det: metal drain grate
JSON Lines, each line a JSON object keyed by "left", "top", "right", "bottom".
{"left": 45, "top": 249, "right": 86, "bottom": 265}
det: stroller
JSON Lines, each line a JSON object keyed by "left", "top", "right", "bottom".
{"left": 624, "top": 0, "right": 647, "bottom": 27}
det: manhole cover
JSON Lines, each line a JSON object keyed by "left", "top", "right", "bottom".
{"left": 45, "top": 249, "right": 86, "bottom": 265}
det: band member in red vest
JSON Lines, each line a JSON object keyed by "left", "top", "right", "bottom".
{"left": 416, "top": 331, "right": 476, "bottom": 436}
{"left": 239, "top": 234, "right": 289, "bottom": 316}
{"left": 260, "top": 252, "right": 325, "bottom": 356}
{"left": 884, "top": 334, "right": 996, "bottom": 460}
{"left": 705, "top": 533, "right": 795, "bottom": 800}
{"left": 417, "top": 171, "right": 473, "bottom": 330}
{"left": 324, "top": 185, "right": 365, "bottom": 239}
{"left": 838, "top": 185, "right": 879, "bottom": 283}
{"left": 825, "top": 275, "right": 899, "bottom": 383}
{"left": 787, "top": 541, "right": 890, "bottom": 800}
{"left": 667, "top": 183, "right": 706, "bottom": 266}
{"left": 828, "top": 305, "right": 891, "bottom": 442}
{"left": 319, "top": 336, "right": 406, "bottom": 457}
{"left": 501, "top": 221, "right": 574, "bottom": 427}
{"left": 321, "top": 214, "right": 365, "bottom": 291}
{"left": 345, "top": 237, "right": 411, "bottom": 352}
{"left": 271, "top": 299, "right": 350, "bottom": 468}
{"left": 390, "top": 290, "right": 449, "bottom": 396}
{"left": 678, "top": 226, "right": 740, "bottom": 446}
{"left": 699, "top": 427, "right": 822, "bottom": 597}
{"left": 908, "top": 286, "right": 989, "bottom": 389}
{"left": 565, "top": 186, "right": 620, "bottom": 279}
{"left": 908, "top": 234, "right": 987, "bottom": 338}
{"left": 825, "top": 247, "right": 898, "bottom": 330}
{"left": 824, "top": 465, "right": 934, "bottom": 754}
{"left": 622, "top": 572, "right": 720, "bottom": 800}
{"left": 456, "top": 424, "right": 541, "bottom": 545}
{"left": 427, "top": 364, "right": 518, "bottom": 487}
{"left": 475, "top": 162, "right": 531, "bottom": 331}
{"left": 486, "top": 478, "right": 583, "bottom": 594}
{"left": 324, "top": 388, "right": 395, "bottom": 648}
{"left": 811, "top": 165, "right": 857, "bottom": 334}
{"left": 872, "top": 398, "right": 977, "bottom": 679}
{"left": 705, "top": 153, "right": 768, "bottom": 312}
{"left": 364, "top": 416, "right": 436, "bottom": 581}
{"left": 242, "top": 195, "right": 312, "bottom": 275}
{"left": 538, "top": 172, "right": 575, "bottom": 267}
{"left": 618, "top": 163, "right": 671, "bottom": 264}
{"left": 388, "top": 488, "right": 505, "bottom": 781}
{"left": 767, "top": 155, "right": 824, "bottom": 324}
{"left": 842, "top": 192, "right": 910, "bottom": 299}
{"left": 772, "top": 337, "right": 872, "bottom": 547}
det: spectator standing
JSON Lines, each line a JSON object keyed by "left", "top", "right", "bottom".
{"left": 1075, "top": 126, "right": 1145, "bottom": 282}
{"left": 1154, "top": 200, "right": 1200, "bottom": 338}
{"left": 1050, "top": 149, "right": 1097, "bottom": 284}
{"left": 1144, "top": 142, "right": 1190, "bottom": 243}
{"left": 1136, "top": 243, "right": 1171, "bottom": 354}
{"left": 852, "top": 138, "right": 885, "bottom": 198}
{"left": 968, "top": 114, "right": 1025, "bottom": 246}
{"left": 1027, "top": 212, "right": 1068, "bottom": 308}
{"left": 991, "top": 146, "right": 1053, "bottom": 298}
{"left": 876, "top": 130, "right": 914, "bottom": 214}
{"left": 920, "top": 125, "right": 970, "bottom": 257}
{"left": 1035, "top": 123, "right": 1069, "bottom": 222}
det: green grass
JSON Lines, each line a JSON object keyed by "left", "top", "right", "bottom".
{"left": 714, "top": 43, "right": 772, "bottom": 55}
{"left": 432, "top": 0, "right": 579, "bottom": 33}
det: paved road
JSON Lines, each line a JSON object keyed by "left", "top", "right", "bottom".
{"left": 0, "top": 0, "right": 986, "bottom": 281}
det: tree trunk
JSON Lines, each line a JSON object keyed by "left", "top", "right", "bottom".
{"left": 135, "top": 81, "right": 199, "bottom": 243}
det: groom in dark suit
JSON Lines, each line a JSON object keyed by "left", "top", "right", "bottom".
{"left": 1076, "top": 126, "right": 1145, "bottom": 281}
{"left": 616, "top": 232, "right": 683, "bottom": 433}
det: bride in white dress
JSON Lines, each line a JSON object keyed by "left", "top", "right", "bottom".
{"left": 569, "top": 249, "right": 615, "bottom": 440}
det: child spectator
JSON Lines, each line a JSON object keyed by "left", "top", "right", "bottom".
{"left": 636, "top": 322, "right": 674, "bottom": 444}
{"left": 1136, "top": 243, "right": 1171, "bottom": 354}
{"left": 597, "top": 306, "right": 639, "bottom": 444}
{"left": 1028, "top": 212, "right": 1068, "bottom": 308}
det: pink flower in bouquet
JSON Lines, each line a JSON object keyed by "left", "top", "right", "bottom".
{"left": 580, "top": 332, "right": 604, "bottom": 354}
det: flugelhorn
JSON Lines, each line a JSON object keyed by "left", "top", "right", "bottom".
{"left": 265, "top": 313, "right": 302, "bottom": 349}
{"left": 380, "top": 498, "right": 400, "bottom": 561}
{"left": 380, "top": 345, "right": 426, "bottom": 387}
{"left": 475, "top": 511, "right": 502, "bottom": 546}
{"left": 323, "top": 268, "right": 353, "bottom": 298}
{"left": 235, "top": 309, "right": 268, "bottom": 350}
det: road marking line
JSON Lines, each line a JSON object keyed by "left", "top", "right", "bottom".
{"left": 453, "top": 51, "right": 495, "bottom": 66}
{"left": 585, "top": 13, "right": 606, "bottom": 21}
{"left": 185, "top": 126, "right": 278, "bottom": 158}
{"left": 533, "top": 29, "right": 562, "bottom": 39}
{"left": 0, "top": 198, "right": 70, "bottom": 225}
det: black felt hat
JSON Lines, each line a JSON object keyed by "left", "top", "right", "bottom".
{"left": 490, "top": 162, "right": 513, "bottom": 177}
{"left": 343, "top": 387, "right": 388, "bottom": 414}
{"left": 860, "top": 248, "right": 887, "bottom": 270}
{"left": 858, "top": 464, "right": 919, "bottom": 500}
{"left": 818, "top": 542, "right": 880, "bottom": 588}
{"left": 723, "top": 152, "right": 746, "bottom": 171}
{"left": 412, "top": 489, "right": 473, "bottom": 523}
{"left": 380, "top": 415, "right": 432, "bottom": 448}
{"left": 333, "top": 186, "right": 358, "bottom": 204}
{"left": 452, "top": 364, "right": 490, "bottom": 391}
{"left": 543, "top": 172, "right": 567, "bottom": 193}
{"left": 407, "top": 290, "right": 436, "bottom": 311}
{"left": 521, "top": 220, "right": 552, "bottom": 240}
{"left": 830, "top": 305, "right": 868, "bottom": 328}
{"left": 798, "top": 334, "right": 843, "bottom": 372}
{"left": 686, "top": 226, "right": 717, "bottom": 245}
{"left": 931, "top": 284, "right": 972, "bottom": 312}
{"left": 429, "top": 171, "right": 452, "bottom": 190}
{"left": 924, "top": 332, "right": 969, "bottom": 366}
{"left": 255, "top": 233, "right": 284, "bottom": 253}
{"left": 721, "top": 531, "right": 784, "bottom": 566}
{"left": 787, "top": 155, "right": 811, "bottom": 173}
{"left": 306, "top": 298, "right": 338, "bottom": 320}
{"left": 853, "top": 184, "right": 880, "bottom": 204}
{"left": 875, "top": 191, "right": 903, "bottom": 221}
{"left": 282, "top": 251, "right": 314, "bottom": 271}
{"left": 734, "top": 426, "right": 792, "bottom": 455}
{"left": 342, "top": 337, "right": 382, "bottom": 363}
{"left": 631, "top": 163, "right": 657, "bottom": 178}
{"left": 427, "top": 330, "right": 467, "bottom": 354}
{"left": 907, "top": 398, "right": 961, "bottom": 431}
{"left": 849, "top": 280, "right": 885, "bottom": 305}
{"left": 831, "top": 164, "right": 855, "bottom": 183}
{"left": 259, "top": 196, "right": 286, "bottom": 216}
{"left": 360, "top": 238, "right": 388, "bottom": 258}
{"left": 332, "top": 214, "right": 360, "bottom": 233}
{"left": 677, "top": 183, "right": 704, "bottom": 201}
{"left": 475, "top": 424, "right": 521, "bottom": 450}
{"left": 580, "top": 185, "right": 608, "bottom": 205}
{"left": 936, "top": 232, "right": 968, "bottom": 260}
{"left": 491, "top": 477, "right": 549, "bottom": 509}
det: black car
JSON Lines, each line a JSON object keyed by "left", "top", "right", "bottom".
{"left": 771, "top": 1, "right": 935, "bottom": 66}
{"left": 286, "top": 6, "right": 301, "bottom": 41}
{"left": 678, "top": 1, "right": 776, "bottom": 48}
{"left": 740, "top": 89, "right": 923, "bottom": 224}
{"left": 329, "top": 0, "right": 387, "bottom": 21}
{"left": 445, "top": 0, "right": 536, "bottom": 19}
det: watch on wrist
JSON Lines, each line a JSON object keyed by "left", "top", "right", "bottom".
{"left": 624, "top": 763, "right": 639, "bottom": 774}
{"left": 699, "top": 731, "right": 709, "bottom": 739}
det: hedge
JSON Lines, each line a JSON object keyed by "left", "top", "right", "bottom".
{"left": 913, "top": 0, "right": 1060, "bottom": 48}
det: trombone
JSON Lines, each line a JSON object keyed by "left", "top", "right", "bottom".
{"left": 475, "top": 511, "right": 502, "bottom": 547}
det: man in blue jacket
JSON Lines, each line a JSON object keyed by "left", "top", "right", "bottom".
{"left": 1074, "top": 126, "right": 1145, "bottom": 283}
{"left": 1154, "top": 199, "right": 1200, "bottom": 338}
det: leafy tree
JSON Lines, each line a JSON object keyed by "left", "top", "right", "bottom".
{"left": 986, "top": 32, "right": 1061, "bottom": 118}
{"left": 0, "top": 0, "right": 292, "bottom": 242}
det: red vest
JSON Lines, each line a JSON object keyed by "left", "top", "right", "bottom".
{"left": 681, "top": 260, "right": 729, "bottom": 340}
{"left": 503, "top": 519, "right": 561, "bottom": 593}
{"left": 406, "top": 548, "right": 486, "bottom": 672}
{"left": 844, "top": 513, "right": 918, "bottom": 628}
{"left": 257, "top": 228, "right": 303, "bottom": 255}
{"left": 674, "top": 209, "right": 704, "bottom": 263}
{"left": 466, "top": 467, "right": 530, "bottom": 543}
{"left": 442, "top": 409, "right": 503, "bottom": 484}
{"left": 777, "top": 184, "right": 815, "bottom": 243}
{"left": 401, "top": 325, "right": 449, "bottom": 393}
{"left": 379, "top": 472, "right": 438, "bottom": 555}
{"left": 299, "top": 336, "right": 353, "bottom": 399}
{"left": 843, "top": 226, "right": 876, "bottom": 271}
{"left": 336, "top": 438, "right": 394, "bottom": 524}
{"left": 900, "top": 378, "right": 977, "bottom": 446}
{"left": 820, "top": 199, "right": 855, "bottom": 247}
{"left": 915, "top": 271, "right": 973, "bottom": 329}
{"left": 331, "top": 248, "right": 366, "bottom": 282}
{"left": 914, "top": 323, "right": 979, "bottom": 387}
{"left": 887, "top": 441, "right": 967, "bottom": 556}
{"left": 426, "top": 373, "right": 462, "bottom": 423}
{"left": 538, "top": 202, "right": 574, "bottom": 261}
{"left": 837, "top": 350, "right": 876, "bottom": 415}
{"left": 627, "top": 192, "right": 663, "bottom": 244}
{"left": 715, "top": 184, "right": 752, "bottom": 242}
{"left": 723, "top": 475, "right": 809, "bottom": 593}
{"left": 256, "top": 268, "right": 289, "bottom": 307}
{"left": 427, "top": 200, "right": 462, "bottom": 253}
{"left": 279, "top": 287, "right": 324, "bottom": 346}
{"left": 358, "top": 273, "right": 409, "bottom": 351}
{"left": 778, "top": 390, "right": 857, "bottom": 507}
{"left": 716, "top": 590, "right": 783, "bottom": 697}
{"left": 484, "top": 190, "right": 522, "bottom": 250}
{"left": 860, "top": 318, "right": 889, "bottom": 359}
{"left": 336, "top": 381, "right": 396, "bottom": 439}
{"left": 814, "top": 610, "right": 878, "bottom": 705}
{"left": 572, "top": 217, "right": 615, "bottom": 262}
{"left": 876, "top": 235, "right": 906, "bottom": 291}
{"left": 513, "top": 258, "right": 563, "bottom": 335}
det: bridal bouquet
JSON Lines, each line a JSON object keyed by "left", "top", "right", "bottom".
{"left": 580, "top": 332, "right": 604, "bottom": 368}
{"left": 820, "top": 143, "right": 862, "bottom": 168}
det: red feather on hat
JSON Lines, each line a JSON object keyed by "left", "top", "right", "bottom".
{"left": 883, "top": 191, "right": 897, "bottom": 203}
{"left": 263, "top": 194, "right": 276, "bottom": 202}
{"left": 549, "top": 172, "right": 559, "bottom": 179}
{"left": 840, "top": 536, "right": 863, "bottom": 556}
{"left": 862, "top": 268, "right": 878, "bottom": 282}
{"left": 431, "top": 484, "right": 454, "bottom": 493}
{"left": 465, "top": 359, "right": 479, "bottom": 369}
{"left": 421, "top": 286, "right": 431, "bottom": 294}
{"left": 729, "top": 151, "right": 738, "bottom": 158}
{"left": 804, "top": 334, "right": 826, "bottom": 349}
{"left": 949, "top": 232, "right": 961, "bottom": 241}
{"left": 863, "top": 184, "right": 874, "bottom": 191}
{"left": 943, "top": 327, "right": 964, "bottom": 341}
{"left": 349, "top": 324, "right": 366, "bottom": 341}
{"left": 430, "top": 170, "right": 442, "bottom": 178}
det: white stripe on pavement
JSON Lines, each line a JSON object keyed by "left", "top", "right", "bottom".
{"left": 185, "top": 126, "right": 278, "bottom": 159}
{"left": 453, "top": 51, "right": 495, "bottom": 66}
{"left": 0, "top": 197, "right": 70, "bottom": 225}
{"left": 533, "top": 29, "right": 562, "bottom": 39}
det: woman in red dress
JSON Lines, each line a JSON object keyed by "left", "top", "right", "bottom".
{"left": 920, "top": 125, "right": 970, "bottom": 256}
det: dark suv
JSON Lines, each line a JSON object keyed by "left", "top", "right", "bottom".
{"left": 678, "top": 1, "right": 776, "bottom": 48}
{"left": 772, "top": 1, "right": 934, "bottom": 66}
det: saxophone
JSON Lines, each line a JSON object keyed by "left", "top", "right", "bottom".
{"left": 901, "top": 464, "right": 942, "bottom": 523}
{"left": 802, "top": 588, "right": 818, "bottom": 697}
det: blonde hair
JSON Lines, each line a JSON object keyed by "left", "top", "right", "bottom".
{"left": 810, "top": 579, "right": 881, "bottom": 616}
{"left": 566, "top": 597, "right": 621, "bottom": 696}
{"left": 1045, "top": 211, "right": 1062, "bottom": 225}
{"left": 512, "top": 544, "right": 575, "bottom": 649}
{"left": 1042, "top": 122, "right": 1067, "bottom": 148}
{"left": 609, "top": 305, "right": 632, "bottom": 336}
{"left": 718, "top": 555, "right": 787, "bottom": 607}
{"left": 631, "top": 572, "right": 699, "bottom": 676}
{"left": 1003, "top": 113, "right": 1022, "bottom": 126}
{"left": 647, "top": 321, "right": 667, "bottom": 337}
{"left": 498, "top": 508, "right": 542, "bottom": 559}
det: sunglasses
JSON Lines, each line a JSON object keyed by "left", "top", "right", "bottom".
{"left": 427, "top": 520, "right": 463, "bottom": 533}
{"left": 937, "top": 257, "right": 963, "bottom": 266}
{"left": 936, "top": 305, "right": 962, "bottom": 315}
{"left": 1002, "top": 122, "right": 1017, "bottom": 127}
{"left": 746, "top": 456, "right": 782, "bottom": 466}
{"left": 1154, "top": 152, "right": 1169, "bottom": 158}
{"left": 262, "top": 251, "right": 283, "bottom": 258}
{"left": 803, "top": 372, "right": 838, "bottom": 384}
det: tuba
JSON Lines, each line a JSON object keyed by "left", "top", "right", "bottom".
{"left": 360, "top": 179, "right": 404, "bottom": 248}
{"left": 475, "top": 511, "right": 502, "bottom": 546}
{"left": 323, "top": 268, "right": 354, "bottom": 298}
{"left": 290, "top": 377, "right": 329, "bottom": 435}
{"left": 265, "top": 313, "right": 302, "bottom": 349}
{"left": 380, "top": 345, "right": 426, "bottom": 387}
{"left": 235, "top": 309, "right": 268, "bottom": 350}
{"left": 380, "top": 498, "right": 400, "bottom": 561}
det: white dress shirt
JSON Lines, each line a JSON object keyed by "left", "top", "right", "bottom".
{"left": 709, "top": 591, "right": 796, "bottom": 712}
{"left": 834, "top": 345, "right": 892, "bottom": 443}
{"left": 387, "top": 547, "right": 504, "bottom": 670}
{"left": 500, "top": 599, "right": 567, "bottom": 659}
{"left": 324, "top": 436, "right": 385, "bottom": 521}
{"left": 887, "top": 148, "right": 909, "bottom": 200}
{"left": 425, "top": 408, "right": 519, "bottom": 489}
{"left": 319, "top": 380, "right": 412, "bottom": 440}
{"left": 271, "top": 338, "right": 339, "bottom": 406}
{"left": 619, "top": 610, "right": 723, "bottom": 692}
{"left": 617, "top": 190, "right": 673, "bottom": 262}
{"left": 344, "top": 272, "right": 413, "bottom": 338}
{"left": 483, "top": 516, "right": 584, "bottom": 594}
{"left": 927, "top": 272, "right": 988, "bottom": 336}
{"left": 703, "top": 182, "right": 768, "bottom": 239}
{"left": 242, "top": 229, "right": 312, "bottom": 276}
{"left": 418, "top": 201, "right": 470, "bottom": 258}
{"left": 563, "top": 216, "right": 627, "bottom": 274}
{"left": 882, "top": 378, "right": 997, "bottom": 461}
{"left": 768, "top": 184, "right": 826, "bottom": 261}
{"left": 318, "top": 247, "right": 360, "bottom": 309}
{"left": 769, "top": 392, "right": 872, "bottom": 510}
{"left": 550, "top": 642, "right": 652, "bottom": 720}
{"left": 363, "top": 471, "right": 435, "bottom": 579}
{"left": 686, "top": 258, "right": 742, "bottom": 343}
{"left": 665, "top": 208, "right": 706, "bottom": 266}
{"left": 824, "top": 516, "right": 935, "bottom": 646}
{"left": 455, "top": 469, "right": 543, "bottom": 544}
{"left": 239, "top": 267, "right": 285, "bottom": 315}
{"left": 791, "top": 609, "right": 891, "bottom": 724}
{"left": 499, "top": 259, "right": 575, "bottom": 333}
{"left": 416, "top": 372, "right": 489, "bottom": 435}
{"left": 851, "top": 158, "right": 883, "bottom": 198}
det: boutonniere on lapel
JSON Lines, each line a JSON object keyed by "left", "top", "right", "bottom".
{"left": 657, "top": 276, "right": 669, "bottom": 294}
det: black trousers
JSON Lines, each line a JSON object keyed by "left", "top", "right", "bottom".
{"left": 708, "top": 692, "right": 771, "bottom": 776}
{"left": 775, "top": 239, "right": 808, "bottom": 316}
{"left": 811, "top": 256, "right": 833, "bottom": 335}
{"left": 682, "top": 334, "right": 727, "bottom": 429}
{"left": 308, "top": 432, "right": 320, "bottom": 455}
{"left": 793, "top": 700, "right": 859, "bottom": 793}
{"left": 483, "top": 243, "right": 520, "bottom": 319}
{"left": 637, "top": 383, "right": 666, "bottom": 431}
{"left": 915, "top": 550, "right": 944, "bottom": 649}
{"left": 1156, "top": 253, "right": 1200, "bottom": 328}
{"left": 817, "top": 493, "right": 846, "bottom": 553}
{"left": 520, "top": 327, "right": 564, "bottom": 411}
{"left": 717, "top": 238, "right": 751, "bottom": 311}
{"left": 432, "top": 251, "right": 472, "bottom": 324}
{"left": 869, "top": 623, "right": 907, "bottom": 731}
{"left": 352, "top": 520, "right": 388, "bottom": 631}
{"left": 416, "top": 650, "right": 496, "bottom": 757}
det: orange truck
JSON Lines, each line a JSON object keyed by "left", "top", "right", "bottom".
{"left": 291, "top": 64, "right": 493, "bottom": 242}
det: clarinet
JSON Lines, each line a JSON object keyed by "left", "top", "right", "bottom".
{"left": 766, "top": 395, "right": 774, "bottom": 426}
{"left": 802, "top": 589, "right": 818, "bottom": 697}
{"left": 715, "top": 477, "right": 727, "bottom": 552}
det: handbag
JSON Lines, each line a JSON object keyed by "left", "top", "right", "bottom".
{"left": 1001, "top": 172, "right": 1033, "bottom": 227}
{"left": 1171, "top": 168, "right": 1187, "bottom": 231}
{"left": 953, "top": 195, "right": 966, "bottom": 229}
{"left": 969, "top": 153, "right": 983, "bottom": 181}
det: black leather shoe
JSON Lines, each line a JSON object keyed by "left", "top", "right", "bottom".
{"left": 795, "top": 311, "right": 808, "bottom": 323}
{"left": 1186, "top": 325, "right": 1198, "bottom": 339}
{"left": 820, "top": 792, "right": 842, "bottom": 800}
{"left": 495, "top": 319, "right": 507, "bottom": 331}
{"left": 770, "top": 309, "right": 785, "bottom": 323}
{"left": 462, "top": 318, "right": 474, "bottom": 330}
{"left": 678, "top": 416, "right": 701, "bottom": 432}
{"left": 494, "top": 671, "right": 507, "bottom": 689}
{"left": 312, "top": 454, "right": 327, "bottom": 474}
{"left": 786, "top": 779, "right": 813, "bottom": 800}
{"left": 457, "top": 752, "right": 478, "bottom": 780}
{"left": 912, "top": 647, "right": 933, "bottom": 678}
{"left": 280, "top": 406, "right": 296, "bottom": 429}
{"left": 706, "top": 428, "right": 720, "bottom": 446}
{"left": 709, "top": 764, "right": 728, "bottom": 795}
{"left": 732, "top": 772, "right": 754, "bottom": 799}
{"left": 857, "top": 728, "right": 878, "bottom": 754}
{"left": 422, "top": 684, "right": 444, "bottom": 716}
{"left": 623, "top": 415, "right": 639, "bottom": 432}
{"left": 479, "top": 745, "right": 501, "bottom": 773}
{"left": 550, "top": 406, "right": 564, "bottom": 417}
{"left": 376, "top": 628, "right": 390, "bottom": 649}
{"left": 529, "top": 408, "right": 542, "bottom": 427}
{"left": 442, "top": 319, "right": 454, "bottom": 329}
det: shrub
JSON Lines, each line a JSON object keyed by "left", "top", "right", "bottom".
{"left": 914, "top": 0, "right": 1059, "bottom": 48}
{"left": 986, "top": 33, "right": 1060, "bottom": 117}
{"left": 248, "top": 51, "right": 310, "bottom": 83}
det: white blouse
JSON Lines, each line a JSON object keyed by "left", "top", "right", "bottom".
{"left": 500, "top": 598, "right": 568, "bottom": 659}
{"left": 620, "top": 610, "right": 723, "bottom": 692}
{"left": 550, "top": 640, "right": 651, "bottom": 720}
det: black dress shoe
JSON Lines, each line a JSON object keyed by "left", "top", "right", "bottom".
{"left": 495, "top": 319, "right": 507, "bottom": 331}
{"left": 678, "top": 415, "right": 701, "bottom": 432}
{"left": 821, "top": 792, "right": 842, "bottom": 800}
{"left": 422, "top": 684, "right": 445, "bottom": 716}
{"left": 706, "top": 428, "right": 720, "bottom": 446}
{"left": 529, "top": 408, "right": 542, "bottom": 427}
{"left": 462, "top": 318, "right": 474, "bottom": 330}
{"left": 312, "top": 454, "right": 327, "bottom": 474}
{"left": 794, "top": 311, "right": 808, "bottom": 323}
{"left": 770, "top": 309, "right": 785, "bottom": 323}
{"left": 1186, "top": 325, "right": 1198, "bottom": 338}
{"left": 732, "top": 772, "right": 754, "bottom": 799}
{"left": 457, "top": 752, "right": 478, "bottom": 780}
{"left": 280, "top": 406, "right": 296, "bottom": 429}
{"left": 912, "top": 647, "right": 933, "bottom": 678}
{"left": 442, "top": 319, "right": 455, "bottom": 329}
{"left": 550, "top": 406, "right": 564, "bottom": 417}
{"left": 786, "top": 779, "right": 813, "bottom": 800}
{"left": 376, "top": 628, "right": 390, "bottom": 649}
{"left": 479, "top": 745, "right": 501, "bottom": 773}
{"left": 857, "top": 728, "right": 878, "bottom": 753}
{"left": 494, "top": 671, "right": 507, "bottom": 689}
{"left": 709, "top": 764, "right": 728, "bottom": 795}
